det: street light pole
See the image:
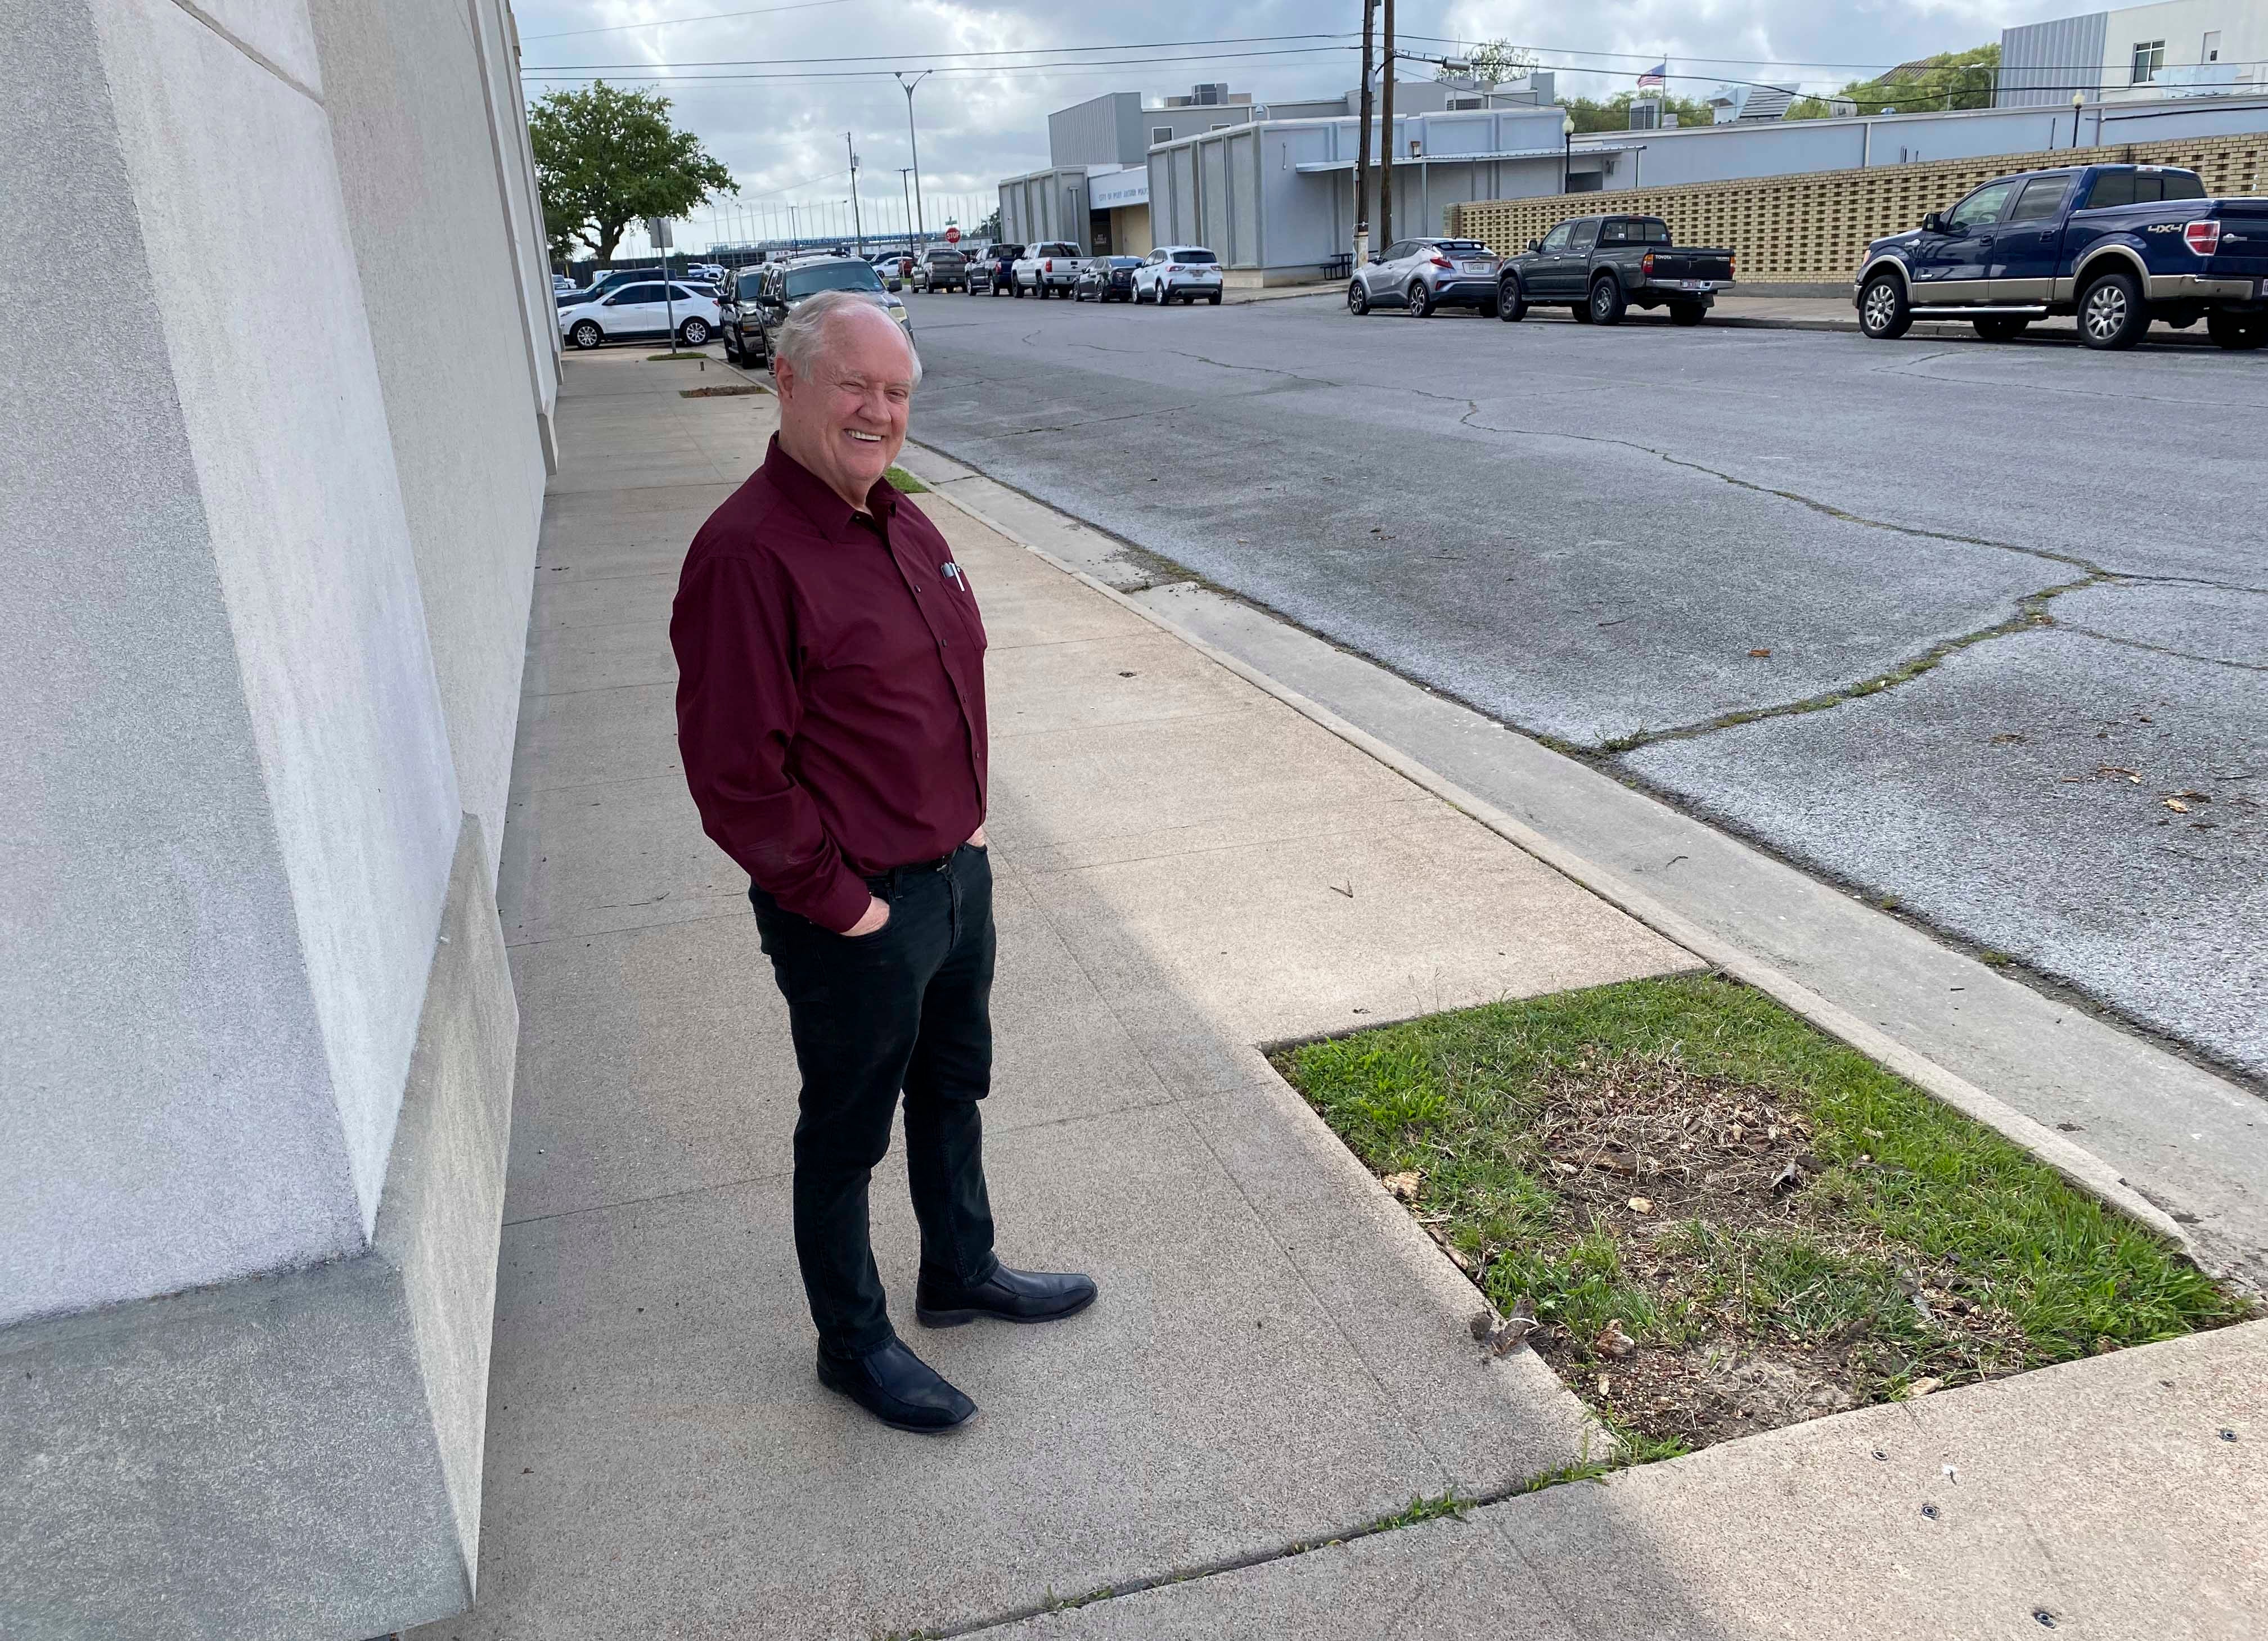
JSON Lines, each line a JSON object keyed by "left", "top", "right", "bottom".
{"left": 1562, "top": 113, "right": 1574, "bottom": 193}
{"left": 898, "top": 166, "right": 914, "bottom": 246}
{"left": 895, "top": 70, "right": 933, "bottom": 246}
{"left": 1353, "top": 0, "right": 1378, "bottom": 268}
{"left": 847, "top": 132, "right": 865, "bottom": 255}
{"left": 1378, "top": 0, "right": 1396, "bottom": 247}
{"left": 2071, "top": 89, "right": 2085, "bottom": 150}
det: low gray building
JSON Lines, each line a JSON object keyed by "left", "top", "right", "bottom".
{"left": 1148, "top": 103, "right": 1614, "bottom": 283}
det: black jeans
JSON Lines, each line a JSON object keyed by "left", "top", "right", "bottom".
{"left": 749, "top": 843, "right": 999, "bottom": 1359}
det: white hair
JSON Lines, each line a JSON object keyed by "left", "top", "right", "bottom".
{"left": 773, "top": 288, "right": 922, "bottom": 387}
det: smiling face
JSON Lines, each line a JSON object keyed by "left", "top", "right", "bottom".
{"left": 773, "top": 300, "right": 916, "bottom": 512}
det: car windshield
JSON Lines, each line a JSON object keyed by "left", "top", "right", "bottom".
{"left": 1173, "top": 249, "right": 1218, "bottom": 264}
{"left": 784, "top": 262, "right": 884, "bottom": 298}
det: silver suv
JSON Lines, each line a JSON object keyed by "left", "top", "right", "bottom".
{"left": 1348, "top": 237, "right": 1502, "bottom": 317}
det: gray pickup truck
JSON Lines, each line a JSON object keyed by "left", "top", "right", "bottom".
{"left": 1497, "top": 214, "right": 1736, "bottom": 326}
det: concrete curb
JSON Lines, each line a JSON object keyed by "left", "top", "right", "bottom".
{"left": 916, "top": 467, "right": 2207, "bottom": 1270}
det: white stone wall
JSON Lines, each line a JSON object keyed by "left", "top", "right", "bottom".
{"left": 1, "top": 0, "right": 551, "bottom": 1326}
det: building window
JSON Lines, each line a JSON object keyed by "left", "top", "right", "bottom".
{"left": 2130, "top": 39, "right": 2164, "bottom": 83}
{"left": 1151, "top": 126, "right": 1173, "bottom": 145}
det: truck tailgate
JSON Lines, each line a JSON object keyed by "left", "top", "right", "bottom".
{"left": 1652, "top": 247, "right": 1735, "bottom": 282}
{"left": 2207, "top": 201, "right": 2268, "bottom": 281}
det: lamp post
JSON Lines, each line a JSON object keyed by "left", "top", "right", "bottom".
{"left": 1562, "top": 112, "right": 1575, "bottom": 193}
{"left": 895, "top": 70, "right": 932, "bottom": 246}
{"left": 846, "top": 133, "right": 865, "bottom": 256}
{"left": 2071, "top": 89, "right": 2085, "bottom": 150}
{"left": 898, "top": 166, "right": 914, "bottom": 249}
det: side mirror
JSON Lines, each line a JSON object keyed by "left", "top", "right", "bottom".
{"left": 1922, "top": 211, "right": 1947, "bottom": 234}
{"left": 886, "top": 278, "right": 902, "bottom": 292}
{"left": 1527, "top": 238, "right": 1542, "bottom": 253}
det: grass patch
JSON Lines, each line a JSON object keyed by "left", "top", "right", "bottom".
{"left": 680, "top": 382, "right": 767, "bottom": 398}
{"left": 646, "top": 349, "right": 713, "bottom": 360}
{"left": 884, "top": 465, "right": 929, "bottom": 493}
{"left": 1279, "top": 973, "right": 2249, "bottom": 1455}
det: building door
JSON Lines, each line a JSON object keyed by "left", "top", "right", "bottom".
{"left": 1090, "top": 209, "right": 1110, "bottom": 255}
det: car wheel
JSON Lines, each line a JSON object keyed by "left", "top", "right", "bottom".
{"left": 1668, "top": 302, "right": 1707, "bottom": 326}
{"left": 1208, "top": 292, "right": 1220, "bottom": 305}
{"left": 1348, "top": 279, "right": 1370, "bottom": 315}
{"left": 2207, "top": 310, "right": 2268, "bottom": 350}
{"left": 1407, "top": 281, "right": 1433, "bottom": 318}
{"left": 1859, "top": 273, "right": 1912, "bottom": 341}
{"left": 2078, "top": 269, "right": 2147, "bottom": 350}
{"left": 1012, "top": 282, "right": 1024, "bottom": 298}
{"left": 1570, "top": 299, "right": 1592, "bottom": 324}
{"left": 1588, "top": 276, "right": 1627, "bottom": 326}
{"left": 570, "top": 320, "right": 603, "bottom": 350}
{"left": 1497, "top": 277, "right": 1527, "bottom": 322}
{"left": 1972, "top": 314, "right": 2030, "bottom": 342}
{"left": 677, "top": 317, "right": 710, "bottom": 345}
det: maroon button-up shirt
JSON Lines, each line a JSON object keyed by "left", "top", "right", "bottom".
{"left": 671, "top": 436, "right": 988, "bottom": 932}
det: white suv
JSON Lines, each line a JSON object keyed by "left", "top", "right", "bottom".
{"left": 1012, "top": 242, "right": 1083, "bottom": 299}
{"left": 1133, "top": 246, "right": 1223, "bottom": 306}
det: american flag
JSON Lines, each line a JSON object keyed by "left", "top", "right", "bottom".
{"left": 1637, "top": 61, "right": 1666, "bottom": 89}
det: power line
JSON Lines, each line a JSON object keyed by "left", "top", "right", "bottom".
{"left": 520, "top": 45, "right": 1364, "bottom": 84}
{"left": 521, "top": 31, "right": 1355, "bottom": 73}
{"left": 521, "top": 0, "right": 860, "bottom": 43}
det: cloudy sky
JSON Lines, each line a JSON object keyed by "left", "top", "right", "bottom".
{"left": 511, "top": 0, "right": 2087, "bottom": 251}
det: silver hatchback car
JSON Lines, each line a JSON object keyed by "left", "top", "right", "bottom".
{"left": 1348, "top": 237, "right": 1502, "bottom": 317}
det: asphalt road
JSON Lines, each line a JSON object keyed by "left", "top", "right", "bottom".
{"left": 899, "top": 287, "right": 2268, "bottom": 1079}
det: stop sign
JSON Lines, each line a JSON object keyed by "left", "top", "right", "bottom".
{"left": 944, "top": 226, "right": 961, "bottom": 245}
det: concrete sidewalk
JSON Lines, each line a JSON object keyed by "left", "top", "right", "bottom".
{"left": 989, "top": 1319, "right": 2268, "bottom": 1640}
{"left": 415, "top": 351, "right": 1693, "bottom": 1640}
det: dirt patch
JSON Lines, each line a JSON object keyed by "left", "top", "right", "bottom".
{"left": 1505, "top": 1050, "right": 2032, "bottom": 1449}
{"left": 680, "top": 383, "right": 768, "bottom": 398}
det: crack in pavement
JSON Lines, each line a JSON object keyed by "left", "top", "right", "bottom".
{"left": 1592, "top": 573, "right": 2112, "bottom": 754}
{"left": 993, "top": 399, "right": 1213, "bottom": 438}
{"left": 1451, "top": 405, "right": 2113, "bottom": 579}
{"left": 2054, "top": 623, "right": 2268, "bottom": 674}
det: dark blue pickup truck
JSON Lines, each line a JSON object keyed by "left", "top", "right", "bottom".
{"left": 1854, "top": 163, "right": 2268, "bottom": 350}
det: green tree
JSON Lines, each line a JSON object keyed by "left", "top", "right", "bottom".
{"left": 528, "top": 82, "right": 737, "bottom": 265}
{"left": 1789, "top": 44, "right": 2000, "bottom": 119}
{"left": 1564, "top": 92, "right": 1717, "bottom": 133}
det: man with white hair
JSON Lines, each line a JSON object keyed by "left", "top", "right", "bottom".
{"left": 671, "top": 291, "right": 1096, "bottom": 1434}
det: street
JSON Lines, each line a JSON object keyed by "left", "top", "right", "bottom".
{"left": 902, "top": 288, "right": 2268, "bottom": 1080}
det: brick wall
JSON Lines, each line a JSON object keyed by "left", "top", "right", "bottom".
{"left": 1447, "top": 132, "right": 2268, "bottom": 286}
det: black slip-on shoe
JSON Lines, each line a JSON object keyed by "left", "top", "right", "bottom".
{"left": 915, "top": 1264, "right": 1099, "bottom": 1328}
{"left": 816, "top": 1337, "right": 976, "bottom": 1433}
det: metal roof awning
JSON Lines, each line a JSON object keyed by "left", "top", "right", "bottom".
{"left": 1294, "top": 143, "right": 1644, "bottom": 174}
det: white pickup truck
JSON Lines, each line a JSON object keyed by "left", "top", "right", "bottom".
{"left": 1011, "top": 241, "right": 1083, "bottom": 299}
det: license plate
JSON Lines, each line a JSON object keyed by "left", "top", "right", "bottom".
{"left": 1673, "top": 279, "right": 1713, "bottom": 291}
{"left": 1458, "top": 262, "right": 1488, "bottom": 272}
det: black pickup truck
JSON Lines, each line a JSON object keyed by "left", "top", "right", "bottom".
{"left": 1497, "top": 214, "right": 1736, "bottom": 326}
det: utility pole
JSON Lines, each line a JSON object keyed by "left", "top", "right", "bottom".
{"left": 847, "top": 132, "right": 865, "bottom": 255}
{"left": 899, "top": 167, "right": 914, "bottom": 245}
{"left": 1353, "top": 0, "right": 1377, "bottom": 268}
{"left": 895, "top": 70, "right": 932, "bottom": 246}
{"left": 1378, "top": 0, "right": 1396, "bottom": 248}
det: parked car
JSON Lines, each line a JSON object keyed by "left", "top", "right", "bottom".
{"left": 968, "top": 243, "right": 1024, "bottom": 295}
{"left": 552, "top": 273, "right": 577, "bottom": 295}
{"left": 1132, "top": 245, "right": 1223, "bottom": 305}
{"left": 911, "top": 247, "right": 968, "bottom": 291}
{"left": 1012, "top": 241, "right": 1084, "bottom": 298}
{"left": 1075, "top": 256, "right": 1144, "bottom": 301}
{"left": 559, "top": 279, "right": 721, "bottom": 350}
{"left": 1855, "top": 162, "right": 2268, "bottom": 350}
{"left": 1347, "top": 237, "right": 1502, "bottom": 317}
{"left": 722, "top": 255, "right": 915, "bottom": 368}
{"left": 1493, "top": 217, "right": 1734, "bottom": 326}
